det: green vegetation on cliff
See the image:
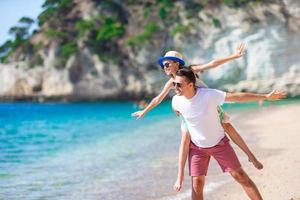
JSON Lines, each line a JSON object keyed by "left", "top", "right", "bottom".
{"left": 0, "top": 0, "right": 263, "bottom": 66}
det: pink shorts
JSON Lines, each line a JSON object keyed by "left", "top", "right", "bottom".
{"left": 189, "top": 136, "right": 241, "bottom": 176}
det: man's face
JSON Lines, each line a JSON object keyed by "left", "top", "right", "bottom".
{"left": 173, "top": 76, "right": 191, "bottom": 96}
{"left": 162, "top": 60, "right": 179, "bottom": 75}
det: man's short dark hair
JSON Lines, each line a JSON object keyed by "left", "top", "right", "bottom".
{"left": 176, "top": 68, "right": 196, "bottom": 85}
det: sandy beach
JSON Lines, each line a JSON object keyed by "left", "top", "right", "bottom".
{"left": 200, "top": 103, "right": 300, "bottom": 200}
{"left": 203, "top": 105, "right": 300, "bottom": 200}
{"left": 154, "top": 103, "right": 300, "bottom": 200}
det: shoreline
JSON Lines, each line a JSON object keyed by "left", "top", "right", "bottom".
{"left": 0, "top": 96, "right": 300, "bottom": 104}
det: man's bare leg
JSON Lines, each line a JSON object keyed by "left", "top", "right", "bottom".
{"left": 230, "top": 168, "right": 263, "bottom": 200}
{"left": 191, "top": 176, "right": 205, "bottom": 200}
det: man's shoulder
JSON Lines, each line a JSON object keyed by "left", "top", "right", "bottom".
{"left": 172, "top": 94, "right": 187, "bottom": 105}
{"left": 197, "top": 87, "right": 212, "bottom": 95}
{"left": 172, "top": 94, "right": 182, "bottom": 102}
{"left": 198, "top": 87, "right": 223, "bottom": 94}
{"left": 197, "top": 88, "right": 226, "bottom": 101}
{"left": 172, "top": 95, "right": 183, "bottom": 111}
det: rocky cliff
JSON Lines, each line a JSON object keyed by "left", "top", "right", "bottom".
{"left": 0, "top": 0, "right": 299, "bottom": 101}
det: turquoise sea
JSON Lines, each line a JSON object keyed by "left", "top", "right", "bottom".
{"left": 1, "top": 99, "right": 299, "bottom": 200}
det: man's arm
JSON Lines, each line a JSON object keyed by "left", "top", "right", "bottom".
{"left": 190, "top": 43, "right": 245, "bottom": 73}
{"left": 225, "top": 90, "right": 287, "bottom": 102}
{"left": 174, "top": 128, "right": 191, "bottom": 192}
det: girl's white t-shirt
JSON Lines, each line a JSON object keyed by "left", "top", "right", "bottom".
{"left": 172, "top": 88, "right": 226, "bottom": 148}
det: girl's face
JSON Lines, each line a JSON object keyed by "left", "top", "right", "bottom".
{"left": 162, "top": 60, "right": 179, "bottom": 76}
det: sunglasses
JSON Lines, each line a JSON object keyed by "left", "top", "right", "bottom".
{"left": 172, "top": 82, "right": 182, "bottom": 88}
{"left": 162, "top": 62, "right": 172, "bottom": 69}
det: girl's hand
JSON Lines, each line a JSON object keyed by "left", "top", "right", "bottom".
{"left": 131, "top": 110, "right": 145, "bottom": 119}
{"left": 233, "top": 43, "right": 245, "bottom": 58}
{"left": 248, "top": 156, "right": 264, "bottom": 170}
{"left": 266, "top": 90, "right": 287, "bottom": 101}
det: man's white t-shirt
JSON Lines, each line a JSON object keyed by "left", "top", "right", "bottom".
{"left": 172, "top": 88, "right": 226, "bottom": 148}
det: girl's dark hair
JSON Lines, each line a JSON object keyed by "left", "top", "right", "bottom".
{"left": 178, "top": 63, "right": 185, "bottom": 69}
{"left": 187, "top": 65, "right": 199, "bottom": 79}
{"left": 176, "top": 68, "right": 196, "bottom": 85}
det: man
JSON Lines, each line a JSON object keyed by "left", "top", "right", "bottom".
{"left": 172, "top": 68, "right": 286, "bottom": 200}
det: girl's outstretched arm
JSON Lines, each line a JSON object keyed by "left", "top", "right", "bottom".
{"left": 131, "top": 78, "right": 173, "bottom": 119}
{"left": 191, "top": 43, "right": 245, "bottom": 73}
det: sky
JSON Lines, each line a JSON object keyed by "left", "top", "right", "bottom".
{"left": 0, "top": 0, "right": 45, "bottom": 45}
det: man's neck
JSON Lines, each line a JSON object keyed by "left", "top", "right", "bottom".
{"left": 184, "top": 87, "right": 197, "bottom": 99}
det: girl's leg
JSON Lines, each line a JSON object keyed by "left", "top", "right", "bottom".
{"left": 222, "top": 122, "right": 263, "bottom": 170}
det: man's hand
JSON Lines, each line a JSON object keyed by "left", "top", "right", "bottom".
{"left": 233, "top": 43, "right": 245, "bottom": 58}
{"left": 266, "top": 90, "right": 287, "bottom": 101}
{"left": 131, "top": 110, "right": 145, "bottom": 119}
{"left": 173, "top": 177, "right": 183, "bottom": 192}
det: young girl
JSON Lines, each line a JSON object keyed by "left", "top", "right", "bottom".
{"left": 131, "top": 44, "right": 263, "bottom": 175}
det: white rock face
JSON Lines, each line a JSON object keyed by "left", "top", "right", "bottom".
{"left": 0, "top": 63, "right": 73, "bottom": 99}
{"left": 200, "top": 24, "right": 300, "bottom": 82}
{"left": 42, "top": 68, "right": 73, "bottom": 97}
{"left": 283, "top": 0, "right": 300, "bottom": 18}
{"left": 224, "top": 65, "right": 300, "bottom": 96}
{"left": 0, "top": 64, "right": 18, "bottom": 95}
{"left": 177, "top": 2, "right": 300, "bottom": 95}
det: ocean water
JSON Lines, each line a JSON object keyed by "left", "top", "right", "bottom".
{"left": 0, "top": 99, "right": 299, "bottom": 200}
{"left": 0, "top": 102, "right": 182, "bottom": 200}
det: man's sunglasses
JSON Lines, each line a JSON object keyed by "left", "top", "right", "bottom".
{"left": 172, "top": 82, "right": 182, "bottom": 88}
